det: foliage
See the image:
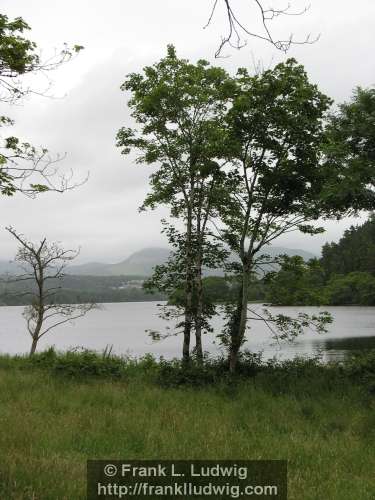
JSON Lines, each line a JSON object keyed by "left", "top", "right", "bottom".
{"left": 342, "top": 350, "right": 375, "bottom": 393}
{"left": 264, "top": 250, "right": 375, "bottom": 307}
{"left": 220, "top": 82, "right": 375, "bottom": 307}
{"left": 117, "top": 45, "right": 232, "bottom": 213}
{"left": 320, "top": 87, "right": 375, "bottom": 212}
{"left": 215, "top": 58, "right": 336, "bottom": 370}
{"left": 118, "top": 51, "right": 375, "bottom": 368}
{"left": 2, "top": 348, "right": 375, "bottom": 392}
{"left": 0, "top": 273, "right": 164, "bottom": 305}
{"left": 29, "top": 347, "right": 127, "bottom": 379}
{"left": 325, "top": 272, "right": 375, "bottom": 306}
{"left": 266, "top": 215, "right": 375, "bottom": 306}
{"left": 0, "top": 12, "right": 84, "bottom": 197}
{"left": 0, "top": 13, "right": 83, "bottom": 102}
{"left": 321, "top": 215, "right": 375, "bottom": 278}
{"left": 265, "top": 255, "right": 327, "bottom": 305}
{"left": 117, "top": 46, "right": 234, "bottom": 361}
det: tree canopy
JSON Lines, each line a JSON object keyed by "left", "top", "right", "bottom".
{"left": 117, "top": 49, "right": 371, "bottom": 370}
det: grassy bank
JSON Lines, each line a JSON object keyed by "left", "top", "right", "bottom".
{"left": 0, "top": 350, "right": 374, "bottom": 499}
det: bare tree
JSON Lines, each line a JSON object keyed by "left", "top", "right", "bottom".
{"left": 5, "top": 226, "right": 97, "bottom": 355}
{"left": 205, "top": 0, "right": 319, "bottom": 57}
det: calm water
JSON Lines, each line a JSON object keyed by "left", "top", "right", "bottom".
{"left": 0, "top": 302, "right": 374, "bottom": 361}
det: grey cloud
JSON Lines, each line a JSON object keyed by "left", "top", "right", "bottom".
{"left": 0, "top": 0, "right": 374, "bottom": 262}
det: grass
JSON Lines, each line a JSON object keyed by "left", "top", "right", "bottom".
{"left": 0, "top": 350, "right": 374, "bottom": 499}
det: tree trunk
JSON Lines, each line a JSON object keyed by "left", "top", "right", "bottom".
{"left": 29, "top": 303, "right": 44, "bottom": 357}
{"left": 194, "top": 250, "right": 204, "bottom": 364}
{"left": 29, "top": 335, "right": 39, "bottom": 356}
{"left": 183, "top": 207, "right": 194, "bottom": 364}
{"left": 229, "top": 264, "right": 249, "bottom": 373}
{"left": 182, "top": 309, "right": 192, "bottom": 364}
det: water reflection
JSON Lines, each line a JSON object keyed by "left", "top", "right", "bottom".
{"left": 311, "top": 336, "right": 375, "bottom": 361}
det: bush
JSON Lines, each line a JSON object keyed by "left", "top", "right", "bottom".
{"left": 30, "top": 347, "right": 127, "bottom": 379}
{"left": 29, "top": 347, "right": 59, "bottom": 368}
{"left": 342, "top": 350, "right": 375, "bottom": 393}
{"left": 156, "top": 358, "right": 223, "bottom": 387}
{"left": 3, "top": 347, "right": 374, "bottom": 393}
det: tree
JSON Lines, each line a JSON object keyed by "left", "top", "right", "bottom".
{"left": 143, "top": 226, "right": 227, "bottom": 361}
{"left": 0, "top": 13, "right": 84, "bottom": 197}
{"left": 216, "top": 59, "right": 343, "bottom": 371}
{"left": 118, "top": 49, "right": 374, "bottom": 370}
{"left": 321, "top": 216, "right": 375, "bottom": 278}
{"left": 325, "top": 272, "right": 375, "bottom": 306}
{"left": 5, "top": 226, "right": 96, "bottom": 355}
{"left": 0, "top": 14, "right": 83, "bottom": 102}
{"left": 328, "top": 87, "right": 375, "bottom": 164}
{"left": 319, "top": 87, "right": 375, "bottom": 214}
{"left": 205, "top": 0, "right": 318, "bottom": 57}
{"left": 117, "top": 46, "right": 231, "bottom": 363}
{"left": 265, "top": 256, "right": 326, "bottom": 306}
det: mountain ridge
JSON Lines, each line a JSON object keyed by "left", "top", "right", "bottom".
{"left": 66, "top": 246, "right": 317, "bottom": 277}
{"left": 0, "top": 246, "right": 317, "bottom": 277}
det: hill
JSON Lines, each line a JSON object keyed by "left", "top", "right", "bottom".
{"left": 0, "top": 261, "right": 24, "bottom": 275}
{"left": 65, "top": 246, "right": 316, "bottom": 277}
{"left": 66, "top": 248, "right": 170, "bottom": 276}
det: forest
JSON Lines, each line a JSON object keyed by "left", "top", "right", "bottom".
{"left": 266, "top": 216, "right": 375, "bottom": 305}
{"left": 0, "top": 274, "right": 164, "bottom": 306}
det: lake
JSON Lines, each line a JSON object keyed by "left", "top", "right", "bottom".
{"left": 0, "top": 302, "right": 374, "bottom": 361}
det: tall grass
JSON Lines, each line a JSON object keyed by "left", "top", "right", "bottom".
{"left": 0, "top": 350, "right": 374, "bottom": 499}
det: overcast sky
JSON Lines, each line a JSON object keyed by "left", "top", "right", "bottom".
{"left": 0, "top": 0, "right": 374, "bottom": 263}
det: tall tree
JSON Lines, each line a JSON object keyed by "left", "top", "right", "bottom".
{"left": 216, "top": 59, "right": 345, "bottom": 371}
{"left": 143, "top": 222, "right": 227, "bottom": 361}
{"left": 117, "top": 46, "right": 232, "bottom": 362}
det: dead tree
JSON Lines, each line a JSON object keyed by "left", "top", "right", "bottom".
{"left": 5, "top": 226, "right": 97, "bottom": 355}
{"left": 205, "top": 0, "right": 319, "bottom": 57}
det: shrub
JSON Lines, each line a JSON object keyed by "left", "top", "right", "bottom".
{"left": 342, "top": 350, "right": 375, "bottom": 393}
{"left": 29, "top": 347, "right": 127, "bottom": 379}
{"left": 52, "top": 348, "right": 127, "bottom": 378}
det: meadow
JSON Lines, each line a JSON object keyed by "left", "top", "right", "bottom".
{"left": 0, "top": 350, "right": 374, "bottom": 500}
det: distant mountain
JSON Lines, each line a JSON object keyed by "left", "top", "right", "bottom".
{"left": 256, "top": 247, "right": 316, "bottom": 261}
{"left": 66, "top": 248, "right": 171, "bottom": 276}
{"left": 0, "top": 260, "right": 23, "bottom": 275}
{"left": 64, "top": 262, "right": 113, "bottom": 276}
{"left": 65, "top": 246, "right": 316, "bottom": 277}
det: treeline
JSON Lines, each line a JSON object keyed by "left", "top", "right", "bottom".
{"left": 0, "top": 275, "right": 165, "bottom": 306}
{"left": 258, "top": 216, "right": 375, "bottom": 306}
{"left": 4, "top": 212, "right": 375, "bottom": 308}
{"left": 186, "top": 217, "right": 375, "bottom": 307}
